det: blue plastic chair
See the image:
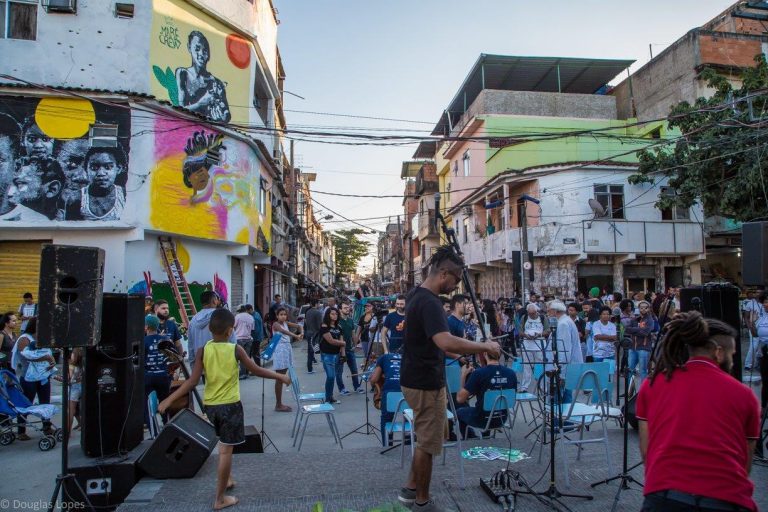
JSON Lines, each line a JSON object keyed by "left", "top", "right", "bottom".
{"left": 147, "top": 391, "right": 160, "bottom": 440}
{"left": 288, "top": 366, "right": 326, "bottom": 438}
{"left": 384, "top": 392, "right": 413, "bottom": 467}
{"left": 464, "top": 389, "right": 517, "bottom": 440}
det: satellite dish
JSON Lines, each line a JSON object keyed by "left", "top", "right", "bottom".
{"left": 588, "top": 198, "right": 607, "bottom": 217}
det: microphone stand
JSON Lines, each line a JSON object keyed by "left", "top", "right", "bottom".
{"left": 515, "top": 317, "right": 592, "bottom": 510}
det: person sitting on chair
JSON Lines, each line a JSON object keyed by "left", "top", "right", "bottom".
{"left": 369, "top": 350, "right": 402, "bottom": 446}
{"left": 454, "top": 351, "right": 517, "bottom": 439}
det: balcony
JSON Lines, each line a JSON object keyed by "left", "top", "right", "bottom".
{"left": 417, "top": 211, "right": 438, "bottom": 240}
{"left": 458, "top": 220, "right": 705, "bottom": 267}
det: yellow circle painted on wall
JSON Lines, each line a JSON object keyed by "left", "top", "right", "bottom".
{"left": 174, "top": 239, "right": 191, "bottom": 274}
{"left": 34, "top": 98, "right": 96, "bottom": 139}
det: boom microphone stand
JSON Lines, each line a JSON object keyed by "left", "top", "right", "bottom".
{"left": 590, "top": 352, "right": 643, "bottom": 510}
{"left": 514, "top": 318, "right": 592, "bottom": 511}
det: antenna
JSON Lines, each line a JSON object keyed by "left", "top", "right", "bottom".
{"left": 588, "top": 198, "right": 608, "bottom": 218}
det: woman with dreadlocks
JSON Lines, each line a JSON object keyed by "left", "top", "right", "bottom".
{"left": 636, "top": 312, "right": 760, "bottom": 512}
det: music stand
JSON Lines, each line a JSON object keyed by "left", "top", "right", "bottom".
{"left": 341, "top": 365, "right": 380, "bottom": 441}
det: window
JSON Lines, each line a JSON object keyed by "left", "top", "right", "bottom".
{"left": 259, "top": 179, "right": 267, "bottom": 215}
{"left": 453, "top": 160, "right": 458, "bottom": 176}
{"left": 462, "top": 217, "right": 469, "bottom": 243}
{"left": 89, "top": 124, "right": 118, "bottom": 148}
{"left": 594, "top": 184, "right": 625, "bottom": 219}
{"left": 1, "top": 1, "right": 37, "bottom": 40}
{"left": 660, "top": 187, "right": 690, "bottom": 220}
{"left": 462, "top": 150, "right": 470, "bottom": 177}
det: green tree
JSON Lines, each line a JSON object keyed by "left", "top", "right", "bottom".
{"left": 630, "top": 54, "right": 768, "bottom": 222}
{"left": 331, "top": 229, "right": 370, "bottom": 279}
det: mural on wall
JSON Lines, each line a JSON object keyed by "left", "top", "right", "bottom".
{"left": 151, "top": 0, "right": 253, "bottom": 125}
{"left": 149, "top": 117, "right": 271, "bottom": 249}
{"left": 0, "top": 96, "right": 131, "bottom": 222}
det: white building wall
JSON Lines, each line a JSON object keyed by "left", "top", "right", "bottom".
{"left": 1, "top": 1, "right": 151, "bottom": 93}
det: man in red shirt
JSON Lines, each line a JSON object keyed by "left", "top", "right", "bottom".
{"left": 636, "top": 312, "right": 761, "bottom": 512}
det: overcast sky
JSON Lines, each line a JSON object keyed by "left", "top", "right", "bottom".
{"left": 274, "top": 0, "right": 732, "bottom": 274}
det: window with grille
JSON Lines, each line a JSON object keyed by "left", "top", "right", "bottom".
{"left": 462, "top": 150, "right": 470, "bottom": 177}
{"left": 1, "top": 1, "right": 37, "bottom": 40}
{"left": 594, "top": 184, "right": 625, "bottom": 219}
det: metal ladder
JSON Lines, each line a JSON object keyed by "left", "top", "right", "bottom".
{"left": 158, "top": 236, "right": 197, "bottom": 327}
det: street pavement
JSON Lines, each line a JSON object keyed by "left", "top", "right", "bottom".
{"left": 1, "top": 340, "right": 766, "bottom": 512}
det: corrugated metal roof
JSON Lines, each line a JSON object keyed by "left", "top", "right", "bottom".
{"left": 431, "top": 54, "right": 634, "bottom": 136}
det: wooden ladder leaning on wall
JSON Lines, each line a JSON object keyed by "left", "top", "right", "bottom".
{"left": 158, "top": 236, "right": 197, "bottom": 328}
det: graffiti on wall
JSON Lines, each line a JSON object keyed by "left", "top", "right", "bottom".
{"left": 151, "top": 0, "right": 253, "bottom": 124}
{"left": 0, "top": 96, "right": 131, "bottom": 222}
{"left": 149, "top": 117, "right": 271, "bottom": 250}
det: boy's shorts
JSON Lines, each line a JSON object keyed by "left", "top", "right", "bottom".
{"left": 204, "top": 401, "right": 245, "bottom": 445}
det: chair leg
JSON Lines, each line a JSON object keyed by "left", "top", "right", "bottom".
{"left": 292, "top": 414, "right": 304, "bottom": 447}
{"left": 400, "top": 426, "right": 406, "bottom": 468}
{"left": 330, "top": 414, "right": 343, "bottom": 449}
{"left": 297, "top": 414, "right": 310, "bottom": 452}
{"left": 291, "top": 408, "right": 300, "bottom": 438}
{"left": 324, "top": 413, "right": 337, "bottom": 444}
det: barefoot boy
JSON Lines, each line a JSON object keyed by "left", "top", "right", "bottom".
{"left": 159, "top": 308, "right": 291, "bottom": 510}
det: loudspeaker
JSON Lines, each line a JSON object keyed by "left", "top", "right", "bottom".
{"left": 137, "top": 409, "right": 218, "bottom": 479}
{"left": 233, "top": 425, "right": 263, "bottom": 454}
{"left": 81, "top": 293, "right": 145, "bottom": 457}
{"left": 679, "top": 284, "right": 742, "bottom": 380}
{"left": 63, "top": 441, "right": 149, "bottom": 511}
{"left": 742, "top": 221, "right": 768, "bottom": 286}
{"left": 38, "top": 245, "right": 105, "bottom": 348}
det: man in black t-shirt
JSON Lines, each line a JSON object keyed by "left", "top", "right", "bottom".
{"left": 398, "top": 246, "right": 500, "bottom": 511}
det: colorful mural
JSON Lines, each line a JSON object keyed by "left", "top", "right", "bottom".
{"left": 149, "top": 117, "right": 271, "bottom": 249}
{"left": 0, "top": 96, "right": 131, "bottom": 222}
{"left": 151, "top": 0, "right": 253, "bottom": 125}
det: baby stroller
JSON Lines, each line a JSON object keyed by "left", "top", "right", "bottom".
{"left": 0, "top": 369, "right": 61, "bottom": 451}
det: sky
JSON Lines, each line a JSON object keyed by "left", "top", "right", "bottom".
{"left": 274, "top": 0, "right": 733, "bottom": 274}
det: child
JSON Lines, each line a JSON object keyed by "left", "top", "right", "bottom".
{"left": 54, "top": 347, "right": 83, "bottom": 440}
{"left": 159, "top": 309, "right": 291, "bottom": 510}
{"left": 269, "top": 307, "right": 303, "bottom": 412}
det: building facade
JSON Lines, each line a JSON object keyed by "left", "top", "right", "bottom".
{"left": 412, "top": 55, "right": 707, "bottom": 300}
{"left": 0, "top": 0, "right": 298, "bottom": 318}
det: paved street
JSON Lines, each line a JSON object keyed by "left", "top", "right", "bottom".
{"left": 1, "top": 340, "right": 765, "bottom": 512}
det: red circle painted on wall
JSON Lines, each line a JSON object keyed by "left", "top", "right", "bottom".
{"left": 226, "top": 34, "right": 251, "bottom": 69}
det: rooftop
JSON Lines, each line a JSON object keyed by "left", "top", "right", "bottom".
{"left": 431, "top": 54, "right": 634, "bottom": 136}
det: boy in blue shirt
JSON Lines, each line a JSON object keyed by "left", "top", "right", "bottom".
{"left": 144, "top": 314, "right": 173, "bottom": 426}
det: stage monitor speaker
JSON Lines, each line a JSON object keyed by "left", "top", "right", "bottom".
{"left": 38, "top": 245, "right": 105, "bottom": 348}
{"left": 742, "top": 221, "right": 768, "bottom": 286}
{"left": 81, "top": 293, "right": 145, "bottom": 457}
{"left": 233, "top": 425, "right": 263, "bottom": 454}
{"left": 679, "top": 284, "right": 742, "bottom": 381}
{"left": 137, "top": 409, "right": 218, "bottom": 479}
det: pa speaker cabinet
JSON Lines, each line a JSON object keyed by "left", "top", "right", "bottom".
{"left": 62, "top": 441, "right": 149, "bottom": 511}
{"left": 137, "top": 409, "right": 218, "bottom": 479}
{"left": 679, "top": 284, "right": 742, "bottom": 380}
{"left": 742, "top": 222, "right": 768, "bottom": 286}
{"left": 38, "top": 245, "right": 105, "bottom": 348}
{"left": 233, "top": 425, "right": 263, "bottom": 454}
{"left": 81, "top": 293, "right": 145, "bottom": 457}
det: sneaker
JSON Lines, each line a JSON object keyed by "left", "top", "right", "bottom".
{"left": 398, "top": 487, "right": 416, "bottom": 506}
{"left": 326, "top": 398, "right": 341, "bottom": 405}
{"left": 340, "top": 389, "right": 351, "bottom": 396}
{"left": 355, "top": 387, "right": 365, "bottom": 394}
{"left": 413, "top": 499, "right": 451, "bottom": 511}
{"left": 17, "top": 433, "right": 31, "bottom": 441}
{"left": 307, "top": 370, "right": 316, "bottom": 374}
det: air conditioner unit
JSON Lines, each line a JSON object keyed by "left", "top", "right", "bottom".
{"left": 273, "top": 148, "right": 283, "bottom": 161}
{"left": 115, "top": 3, "right": 135, "bottom": 19}
{"left": 42, "top": 0, "right": 77, "bottom": 13}
{"left": 462, "top": 205, "right": 473, "bottom": 217}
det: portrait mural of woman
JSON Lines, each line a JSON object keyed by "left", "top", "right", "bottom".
{"left": 176, "top": 31, "right": 231, "bottom": 123}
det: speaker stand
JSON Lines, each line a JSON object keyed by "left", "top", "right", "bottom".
{"left": 260, "top": 376, "right": 278, "bottom": 452}
{"left": 47, "top": 347, "right": 95, "bottom": 512}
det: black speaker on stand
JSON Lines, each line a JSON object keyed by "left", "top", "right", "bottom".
{"left": 81, "top": 293, "right": 145, "bottom": 457}
{"left": 742, "top": 222, "right": 768, "bottom": 286}
{"left": 680, "top": 284, "right": 742, "bottom": 381}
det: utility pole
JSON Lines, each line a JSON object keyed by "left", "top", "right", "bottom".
{"left": 396, "top": 215, "right": 403, "bottom": 292}
{"left": 519, "top": 194, "right": 540, "bottom": 304}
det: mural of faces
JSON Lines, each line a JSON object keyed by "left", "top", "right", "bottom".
{"left": 175, "top": 30, "right": 231, "bottom": 123}
{"left": 0, "top": 97, "right": 131, "bottom": 222}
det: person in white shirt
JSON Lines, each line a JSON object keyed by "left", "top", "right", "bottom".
{"left": 518, "top": 303, "right": 549, "bottom": 391}
{"left": 743, "top": 291, "right": 762, "bottom": 370}
{"left": 592, "top": 306, "right": 618, "bottom": 361}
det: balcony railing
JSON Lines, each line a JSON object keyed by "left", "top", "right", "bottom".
{"left": 458, "top": 220, "right": 704, "bottom": 266}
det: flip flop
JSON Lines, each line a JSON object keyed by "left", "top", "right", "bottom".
{"left": 274, "top": 405, "right": 292, "bottom": 412}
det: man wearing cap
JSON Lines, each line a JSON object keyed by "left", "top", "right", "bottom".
{"left": 548, "top": 300, "right": 584, "bottom": 403}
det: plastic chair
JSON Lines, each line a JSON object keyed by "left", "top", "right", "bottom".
{"left": 464, "top": 389, "right": 517, "bottom": 440}
{"left": 147, "top": 391, "right": 160, "bottom": 440}
{"left": 441, "top": 362, "right": 465, "bottom": 488}
{"left": 383, "top": 392, "right": 413, "bottom": 467}
{"left": 557, "top": 362, "right": 616, "bottom": 487}
{"left": 511, "top": 359, "right": 541, "bottom": 428}
{"left": 287, "top": 366, "right": 326, "bottom": 438}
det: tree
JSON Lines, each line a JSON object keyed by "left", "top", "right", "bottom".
{"left": 331, "top": 229, "right": 370, "bottom": 279}
{"left": 629, "top": 54, "right": 768, "bottom": 222}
